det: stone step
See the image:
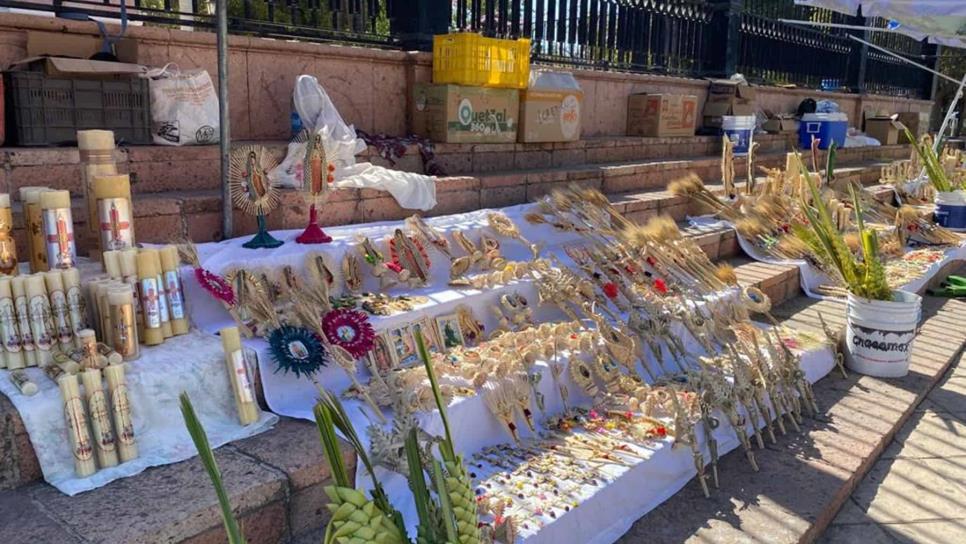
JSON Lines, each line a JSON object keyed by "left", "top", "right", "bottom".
{"left": 0, "top": 417, "right": 356, "bottom": 544}
{"left": 0, "top": 139, "right": 909, "bottom": 197}
{"left": 616, "top": 291, "right": 966, "bottom": 544}
{"left": 1, "top": 153, "right": 895, "bottom": 259}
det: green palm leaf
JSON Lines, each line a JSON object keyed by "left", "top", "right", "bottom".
{"left": 179, "top": 393, "right": 247, "bottom": 544}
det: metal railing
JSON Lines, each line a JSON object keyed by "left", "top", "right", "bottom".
{"left": 0, "top": 0, "right": 935, "bottom": 98}
{"left": 450, "top": 0, "right": 715, "bottom": 76}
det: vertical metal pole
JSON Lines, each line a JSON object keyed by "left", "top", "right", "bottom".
{"left": 217, "top": 0, "right": 232, "bottom": 239}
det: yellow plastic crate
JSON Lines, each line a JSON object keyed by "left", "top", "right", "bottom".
{"left": 432, "top": 33, "right": 531, "bottom": 89}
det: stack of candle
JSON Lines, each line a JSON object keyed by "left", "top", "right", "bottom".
{"left": 98, "top": 245, "right": 188, "bottom": 355}
{"left": 57, "top": 363, "right": 138, "bottom": 477}
{"left": 0, "top": 268, "right": 89, "bottom": 369}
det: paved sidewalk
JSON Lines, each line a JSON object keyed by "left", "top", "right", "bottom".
{"left": 820, "top": 351, "right": 966, "bottom": 543}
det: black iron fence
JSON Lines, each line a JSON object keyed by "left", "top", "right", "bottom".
{"left": 0, "top": 0, "right": 935, "bottom": 98}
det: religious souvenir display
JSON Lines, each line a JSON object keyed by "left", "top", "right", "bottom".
{"left": 294, "top": 129, "right": 334, "bottom": 244}
{"left": 77, "top": 130, "right": 119, "bottom": 239}
{"left": 104, "top": 363, "right": 138, "bottom": 463}
{"left": 59, "top": 373, "right": 97, "bottom": 477}
{"left": 81, "top": 368, "right": 119, "bottom": 469}
{"left": 20, "top": 187, "right": 49, "bottom": 273}
{"left": 229, "top": 145, "right": 284, "bottom": 249}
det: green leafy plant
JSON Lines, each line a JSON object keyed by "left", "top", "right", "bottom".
{"left": 179, "top": 393, "right": 248, "bottom": 544}
{"left": 902, "top": 125, "right": 955, "bottom": 192}
{"left": 792, "top": 153, "right": 893, "bottom": 301}
{"left": 315, "top": 392, "right": 408, "bottom": 543}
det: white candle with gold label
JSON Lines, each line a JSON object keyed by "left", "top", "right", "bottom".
{"left": 25, "top": 274, "right": 52, "bottom": 366}
{"left": 61, "top": 268, "right": 88, "bottom": 346}
{"left": 0, "top": 278, "right": 23, "bottom": 369}
{"left": 21, "top": 188, "right": 49, "bottom": 273}
{"left": 81, "top": 368, "right": 119, "bottom": 469}
{"left": 136, "top": 251, "right": 163, "bottom": 346}
{"left": 96, "top": 280, "right": 122, "bottom": 344}
{"left": 40, "top": 191, "right": 76, "bottom": 270}
{"left": 59, "top": 373, "right": 98, "bottom": 477}
{"left": 108, "top": 286, "right": 139, "bottom": 361}
{"left": 76, "top": 329, "right": 101, "bottom": 370}
{"left": 159, "top": 246, "right": 188, "bottom": 336}
{"left": 104, "top": 364, "right": 137, "bottom": 462}
{"left": 220, "top": 326, "right": 260, "bottom": 425}
{"left": 9, "top": 370, "right": 37, "bottom": 395}
{"left": 11, "top": 275, "right": 37, "bottom": 367}
{"left": 119, "top": 248, "right": 143, "bottom": 339}
{"left": 0, "top": 193, "right": 18, "bottom": 276}
{"left": 44, "top": 271, "right": 73, "bottom": 349}
{"left": 92, "top": 174, "right": 135, "bottom": 254}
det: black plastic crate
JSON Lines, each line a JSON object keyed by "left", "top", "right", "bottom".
{"left": 4, "top": 71, "right": 151, "bottom": 146}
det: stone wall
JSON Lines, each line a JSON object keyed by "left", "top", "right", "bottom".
{"left": 0, "top": 13, "right": 935, "bottom": 141}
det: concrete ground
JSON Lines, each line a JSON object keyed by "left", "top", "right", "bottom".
{"left": 820, "top": 351, "right": 966, "bottom": 543}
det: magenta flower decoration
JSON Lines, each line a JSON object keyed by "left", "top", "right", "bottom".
{"left": 321, "top": 308, "right": 375, "bottom": 358}
{"left": 194, "top": 267, "right": 235, "bottom": 306}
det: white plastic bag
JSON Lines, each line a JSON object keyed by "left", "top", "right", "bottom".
{"left": 146, "top": 64, "right": 220, "bottom": 146}
{"left": 270, "top": 75, "right": 437, "bottom": 211}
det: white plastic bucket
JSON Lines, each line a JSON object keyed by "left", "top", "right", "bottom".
{"left": 934, "top": 190, "right": 966, "bottom": 231}
{"left": 722, "top": 115, "right": 755, "bottom": 155}
{"left": 845, "top": 291, "right": 922, "bottom": 377}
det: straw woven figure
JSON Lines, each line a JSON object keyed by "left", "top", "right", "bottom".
{"left": 229, "top": 145, "right": 283, "bottom": 249}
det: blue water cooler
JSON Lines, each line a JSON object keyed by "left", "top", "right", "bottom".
{"left": 799, "top": 113, "right": 847, "bottom": 150}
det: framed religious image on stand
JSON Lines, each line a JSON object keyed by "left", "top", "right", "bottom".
{"left": 387, "top": 325, "right": 419, "bottom": 367}
{"left": 435, "top": 314, "right": 465, "bottom": 350}
{"left": 412, "top": 317, "right": 442, "bottom": 354}
{"left": 367, "top": 332, "right": 397, "bottom": 376}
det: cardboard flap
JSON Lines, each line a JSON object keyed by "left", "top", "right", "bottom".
{"left": 9, "top": 56, "right": 146, "bottom": 76}
{"left": 26, "top": 31, "right": 138, "bottom": 64}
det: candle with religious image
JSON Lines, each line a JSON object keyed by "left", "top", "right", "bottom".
{"left": 81, "top": 368, "right": 119, "bottom": 469}
{"left": 108, "top": 286, "right": 139, "bottom": 361}
{"left": 136, "top": 251, "right": 163, "bottom": 346}
{"left": 9, "top": 370, "right": 37, "bottom": 396}
{"left": 43, "top": 271, "right": 73, "bottom": 349}
{"left": 59, "top": 373, "right": 98, "bottom": 477}
{"left": 119, "top": 248, "right": 144, "bottom": 339}
{"left": 25, "top": 274, "right": 53, "bottom": 366}
{"left": 104, "top": 364, "right": 137, "bottom": 462}
{"left": 39, "top": 190, "right": 76, "bottom": 270}
{"left": 0, "top": 278, "right": 24, "bottom": 369}
{"left": 159, "top": 246, "right": 188, "bottom": 336}
{"left": 147, "top": 250, "right": 173, "bottom": 339}
{"left": 220, "top": 326, "right": 260, "bottom": 425}
{"left": 61, "top": 268, "right": 88, "bottom": 345}
{"left": 92, "top": 174, "right": 134, "bottom": 254}
{"left": 76, "top": 329, "right": 101, "bottom": 370}
{"left": 0, "top": 194, "right": 18, "bottom": 276}
{"left": 11, "top": 276, "right": 36, "bottom": 367}
{"left": 21, "top": 187, "right": 49, "bottom": 273}
{"left": 77, "top": 130, "right": 118, "bottom": 237}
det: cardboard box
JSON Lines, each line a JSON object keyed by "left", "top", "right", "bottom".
{"left": 702, "top": 100, "right": 754, "bottom": 130}
{"left": 26, "top": 31, "right": 139, "bottom": 64}
{"left": 707, "top": 79, "right": 757, "bottom": 102}
{"left": 897, "top": 111, "right": 929, "bottom": 142}
{"left": 412, "top": 83, "right": 519, "bottom": 144}
{"left": 626, "top": 94, "right": 697, "bottom": 137}
{"left": 865, "top": 117, "right": 899, "bottom": 145}
{"left": 518, "top": 88, "right": 582, "bottom": 142}
{"left": 762, "top": 114, "right": 799, "bottom": 134}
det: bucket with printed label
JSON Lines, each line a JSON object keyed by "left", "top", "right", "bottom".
{"left": 721, "top": 115, "right": 755, "bottom": 155}
{"left": 845, "top": 290, "right": 921, "bottom": 377}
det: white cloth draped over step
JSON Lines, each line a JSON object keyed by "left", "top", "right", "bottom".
{"left": 269, "top": 75, "right": 437, "bottom": 211}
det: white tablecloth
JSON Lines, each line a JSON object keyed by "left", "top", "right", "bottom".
{"left": 0, "top": 331, "right": 277, "bottom": 495}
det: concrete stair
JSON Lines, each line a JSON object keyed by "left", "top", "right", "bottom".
{"left": 0, "top": 137, "right": 908, "bottom": 255}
